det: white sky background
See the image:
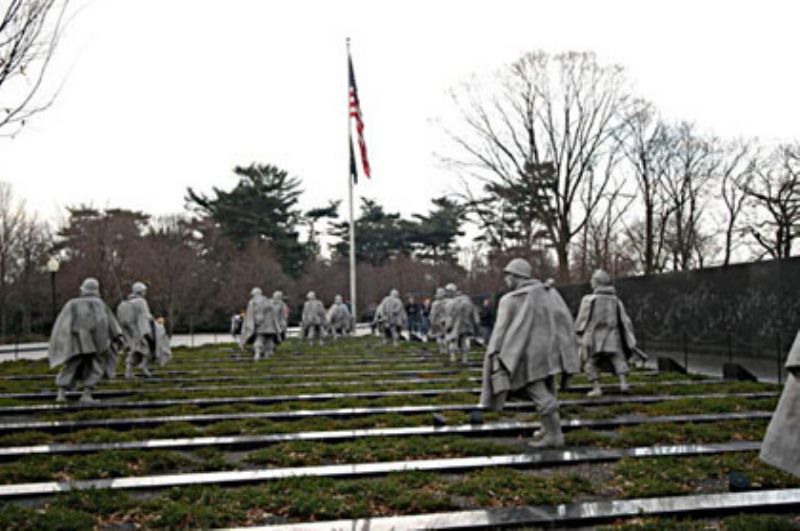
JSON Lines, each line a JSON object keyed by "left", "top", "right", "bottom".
{"left": 0, "top": 0, "right": 797, "bottom": 248}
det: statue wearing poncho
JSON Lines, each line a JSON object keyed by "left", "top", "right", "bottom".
{"left": 327, "top": 295, "right": 353, "bottom": 340}
{"left": 240, "top": 287, "right": 282, "bottom": 360}
{"left": 117, "top": 282, "right": 162, "bottom": 379}
{"left": 443, "top": 283, "right": 479, "bottom": 363}
{"left": 428, "top": 288, "right": 448, "bottom": 353}
{"left": 272, "top": 291, "right": 289, "bottom": 342}
{"left": 374, "top": 289, "right": 407, "bottom": 346}
{"left": 761, "top": 331, "right": 800, "bottom": 477}
{"left": 575, "top": 269, "right": 639, "bottom": 397}
{"left": 479, "top": 258, "right": 579, "bottom": 448}
{"left": 49, "top": 278, "right": 123, "bottom": 403}
{"left": 302, "top": 291, "right": 328, "bottom": 346}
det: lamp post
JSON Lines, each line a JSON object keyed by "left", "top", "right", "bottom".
{"left": 46, "top": 257, "right": 59, "bottom": 327}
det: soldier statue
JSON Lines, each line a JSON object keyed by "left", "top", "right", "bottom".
{"left": 117, "top": 281, "right": 163, "bottom": 379}
{"left": 272, "top": 290, "right": 288, "bottom": 342}
{"left": 428, "top": 287, "right": 448, "bottom": 353}
{"left": 479, "top": 258, "right": 579, "bottom": 448}
{"left": 374, "top": 289, "right": 407, "bottom": 346}
{"left": 240, "top": 287, "right": 283, "bottom": 360}
{"left": 761, "top": 330, "right": 800, "bottom": 478}
{"left": 575, "top": 269, "right": 639, "bottom": 397}
{"left": 444, "top": 283, "right": 479, "bottom": 363}
{"left": 49, "top": 278, "right": 124, "bottom": 403}
{"left": 302, "top": 291, "right": 328, "bottom": 346}
{"left": 327, "top": 294, "right": 353, "bottom": 340}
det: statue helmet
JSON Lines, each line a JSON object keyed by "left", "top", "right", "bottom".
{"left": 307, "top": 291, "right": 316, "bottom": 300}
{"left": 80, "top": 277, "right": 100, "bottom": 296}
{"left": 250, "top": 287, "right": 262, "bottom": 297}
{"left": 334, "top": 294, "right": 343, "bottom": 303}
{"left": 503, "top": 258, "right": 532, "bottom": 279}
{"left": 390, "top": 289, "right": 399, "bottom": 298}
{"left": 132, "top": 281, "right": 147, "bottom": 295}
{"left": 272, "top": 290, "right": 283, "bottom": 300}
{"left": 444, "top": 283, "right": 457, "bottom": 293}
{"left": 591, "top": 269, "right": 612, "bottom": 288}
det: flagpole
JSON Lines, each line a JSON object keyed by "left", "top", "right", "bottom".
{"left": 347, "top": 37, "right": 357, "bottom": 326}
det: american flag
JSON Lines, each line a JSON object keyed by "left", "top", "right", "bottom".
{"left": 348, "top": 52, "right": 370, "bottom": 183}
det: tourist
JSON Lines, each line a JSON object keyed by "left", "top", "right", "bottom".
{"left": 478, "top": 297, "right": 495, "bottom": 345}
{"left": 405, "top": 295, "right": 421, "bottom": 338}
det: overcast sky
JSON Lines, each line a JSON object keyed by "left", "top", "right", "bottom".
{"left": 0, "top": 0, "right": 797, "bottom": 231}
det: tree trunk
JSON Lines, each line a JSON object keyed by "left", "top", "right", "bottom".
{"left": 644, "top": 198, "right": 655, "bottom": 274}
{"left": 723, "top": 225, "right": 733, "bottom": 266}
{"left": 555, "top": 242, "right": 570, "bottom": 283}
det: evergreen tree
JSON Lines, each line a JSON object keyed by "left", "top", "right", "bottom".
{"left": 410, "top": 196, "right": 466, "bottom": 264}
{"left": 332, "top": 198, "right": 414, "bottom": 266}
{"left": 304, "top": 200, "right": 341, "bottom": 258}
{"left": 185, "top": 163, "right": 308, "bottom": 277}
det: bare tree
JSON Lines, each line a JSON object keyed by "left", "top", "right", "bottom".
{"left": 742, "top": 143, "right": 800, "bottom": 259}
{"left": 444, "top": 51, "right": 633, "bottom": 281}
{"left": 658, "top": 122, "right": 718, "bottom": 271}
{"left": 13, "top": 212, "right": 50, "bottom": 334}
{"left": 577, "top": 179, "right": 637, "bottom": 280}
{"left": 618, "top": 100, "right": 674, "bottom": 274}
{"left": 715, "top": 139, "right": 759, "bottom": 266}
{"left": 0, "top": 0, "right": 70, "bottom": 137}
{"left": 0, "top": 182, "right": 28, "bottom": 335}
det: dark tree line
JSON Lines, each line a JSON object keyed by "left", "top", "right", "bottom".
{"left": 0, "top": 162, "right": 472, "bottom": 337}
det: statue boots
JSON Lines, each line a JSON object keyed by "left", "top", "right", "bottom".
{"left": 587, "top": 381, "right": 603, "bottom": 398}
{"left": 79, "top": 387, "right": 96, "bottom": 404}
{"left": 619, "top": 374, "right": 630, "bottom": 394}
{"left": 140, "top": 361, "right": 153, "bottom": 378}
{"left": 528, "top": 412, "right": 564, "bottom": 448}
{"left": 56, "top": 387, "right": 67, "bottom": 403}
{"left": 125, "top": 358, "right": 134, "bottom": 379}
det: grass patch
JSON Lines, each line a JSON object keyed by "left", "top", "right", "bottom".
{"left": 245, "top": 435, "right": 509, "bottom": 467}
{"left": 611, "top": 452, "right": 800, "bottom": 498}
{"left": 0, "top": 449, "right": 193, "bottom": 483}
{"left": 445, "top": 467, "right": 594, "bottom": 506}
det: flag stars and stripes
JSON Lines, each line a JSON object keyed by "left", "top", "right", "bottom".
{"left": 348, "top": 53, "right": 371, "bottom": 182}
